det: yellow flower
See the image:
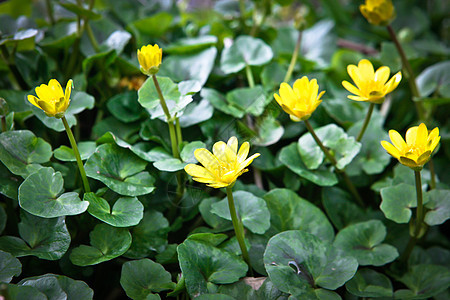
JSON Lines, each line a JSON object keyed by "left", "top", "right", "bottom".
{"left": 274, "top": 76, "right": 325, "bottom": 122}
{"left": 137, "top": 44, "right": 162, "bottom": 76}
{"left": 360, "top": 0, "right": 396, "bottom": 26}
{"left": 381, "top": 123, "right": 440, "bottom": 171}
{"left": 342, "top": 59, "right": 401, "bottom": 104}
{"left": 27, "top": 79, "right": 73, "bottom": 118}
{"left": 184, "top": 137, "right": 260, "bottom": 188}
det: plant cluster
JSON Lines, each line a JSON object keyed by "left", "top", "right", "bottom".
{"left": 0, "top": 0, "right": 449, "bottom": 299}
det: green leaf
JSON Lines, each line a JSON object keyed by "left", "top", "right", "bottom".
{"left": 211, "top": 191, "right": 271, "bottom": 234}
{"left": 416, "top": 61, "right": 450, "bottom": 97}
{"left": 100, "top": 30, "right": 132, "bottom": 54}
{"left": 178, "top": 99, "right": 214, "bottom": 127}
{"left": 84, "top": 192, "right": 144, "bottom": 227}
{"left": 264, "top": 230, "right": 358, "bottom": 297}
{"left": 19, "top": 274, "right": 93, "bottom": 299}
{"left": 180, "top": 141, "right": 206, "bottom": 163}
{"left": 321, "top": 187, "right": 367, "bottom": 230}
{"left": 333, "top": 220, "right": 399, "bottom": 266}
{"left": 393, "top": 264, "right": 450, "bottom": 299}
{"left": 31, "top": 91, "right": 95, "bottom": 132}
{"left": 54, "top": 141, "right": 96, "bottom": 162}
{"left": 424, "top": 189, "right": 450, "bottom": 226}
{"left": 85, "top": 143, "right": 155, "bottom": 196}
{"left": 198, "top": 197, "right": 233, "bottom": 231}
{"left": 159, "top": 47, "right": 217, "bottom": 87}
{"left": 165, "top": 35, "right": 218, "bottom": 54}
{"left": 196, "top": 294, "right": 235, "bottom": 300}
{"left": 380, "top": 183, "right": 428, "bottom": 224}
{"left": 200, "top": 88, "right": 244, "bottom": 118}
{"left": 128, "top": 12, "right": 173, "bottom": 37}
{"left": 0, "top": 211, "right": 71, "bottom": 260}
{"left": 70, "top": 224, "right": 132, "bottom": 266}
{"left": 177, "top": 238, "right": 248, "bottom": 298}
{"left": 226, "top": 86, "right": 270, "bottom": 117}
{"left": 252, "top": 115, "right": 284, "bottom": 147}
{"left": 59, "top": 2, "right": 101, "bottom": 20}
{"left": 264, "top": 189, "right": 334, "bottom": 243}
{"left": 0, "top": 130, "right": 52, "bottom": 177}
{"left": 137, "top": 76, "right": 194, "bottom": 120}
{"left": 106, "top": 91, "right": 144, "bottom": 123}
{"left": 218, "top": 278, "right": 287, "bottom": 300}
{"left": 0, "top": 205, "right": 6, "bottom": 233}
{"left": 0, "top": 283, "right": 47, "bottom": 300}
{"left": 153, "top": 158, "right": 187, "bottom": 172}
{"left": 0, "top": 250, "right": 22, "bottom": 283}
{"left": 298, "top": 124, "right": 361, "bottom": 170}
{"left": 39, "top": 21, "right": 78, "bottom": 48}
{"left": 220, "top": 35, "right": 273, "bottom": 74}
{"left": 278, "top": 143, "right": 338, "bottom": 186}
{"left": 120, "top": 259, "right": 175, "bottom": 299}
{"left": 18, "top": 167, "right": 89, "bottom": 218}
{"left": 126, "top": 211, "right": 169, "bottom": 259}
{"left": 345, "top": 268, "right": 393, "bottom": 298}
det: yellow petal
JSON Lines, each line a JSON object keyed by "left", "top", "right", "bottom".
{"left": 348, "top": 95, "right": 369, "bottom": 102}
{"left": 236, "top": 153, "right": 260, "bottom": 174}
{"left": 389, "top": 130, "right": 406, "bottom": 151}
{"left": 237, "top": 142, "right": 250, "bottom": 164}
{"left": 342, "top": 81, "right": 362, "bottom": 97}
{"left": 347, "top": 64, "right": 364, "bottom": 89}
{"left": 48, "top": 79, "right": 64, "bottom": 99}
{"left": 405, "top": 126, "right": 418, "bottom": 145}
{"left": 374, "top": 66, "right": 390, "bottom": 85}
{"left": 194, "top": 148, "right": 220, "bottom": 175}
{"left": 27, "top": 95, "right": 42, "bottom": 109}
{"left": 227, "top": 136, "right": 238, "bottom": 154}
{"left": 212, "top": 141, "right": 227, "bottom": 163}
{"left": 399, "top": 156, "right": 420, "bottom": 169}
{"left": 381, "top": 140, "right": 400, "bottom": 159}
{"left": 358, "top": 59, "right": 375, "bottom": 83}
{"left": 429, "top": 136, "right": 440, "bottom": 153}
{"left": 385, "top": 71, "right": 402, "bottom": 94}
{"left": 415, "top": 123, "right": 428, "bottom": 147}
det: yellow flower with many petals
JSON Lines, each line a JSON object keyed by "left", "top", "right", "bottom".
{"left": 381, "top": 123, "right": 440, "bottom": 171}
{"left": 184, "top": 137, "right": 260, "bottom": 188}
{"left": 342, "top": 59, "right": 401, "bottom": 104}
{"left": 274, "top": 76, "right": 325, "bottom": 122}
{"left": 360, "top": 0, "right": 396, "bottom": 26}
{"left": 27, "top": 79, "right": 73, "bottom": 118}
{"left": 137, "top": 44, "right": 162, "bottom": 76}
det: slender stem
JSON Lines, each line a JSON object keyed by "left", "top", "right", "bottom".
{"left": 226, "top": 186, "right": 252, "bottom": 274}
{"left": 400, "top": 235, "right": 417, "bottom": 263}
{"left": 356, "top": 103, "right": 375, "bottom": 142}
{"left": 283, "top": 30, "right": 303, "bottom": 83}
{"left": 1, "top": 116, "right": 6, "bottom": 132}
{"left": 86, "top": 23, "right": 100, "bottom": 53}
{"left": 413, "top": 171, "right": 424, "bottom": 238}
{"left": 304, "top": 120, "right": 364, "bottom": 207}
{"left": 62, "top": 116, "right": 91, "bottom": 193}
{"left": 386, "top": 25, "right": 425, "bottom": 121}
{"left": 45, "top": 0, "right": 55, "bottom": 25}
{"left": 152, "top": 75, "right": 179, "bottom": 159}
{"left": 239, "top": 0, "right": 246, "bottom": 30}
{"left": 175, "top": 117, "right": 183, "bottom": 145}
{"left": 245, "top": 64, "right": 255, "bottom": 88}
{"left": 428, "top": 159, "right": 436, "bottom": 189}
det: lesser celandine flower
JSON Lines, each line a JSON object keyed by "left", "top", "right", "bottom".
{"left": 274, "top": 76, "right": 325, "bottom": 122}
{"left": 342, "top": 59, "right": 401, "bottom": 104}
{"left": 27, "top": 79, "right": 72, "bottom": 118}
{"left": 137, "top": 44, "right": 162, "bottom": 76}
{"left": 360, "top": 0, "right": 395, "bottom": 26}
{"left": 184, "top": 137, "right": 260, "bottom": 189}
{"left": 381, "top": 123, "right": 440, "bottom": 171}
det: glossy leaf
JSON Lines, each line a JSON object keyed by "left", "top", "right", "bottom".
{"left": 70, "top": 224, "right": 132, "bottom": 266}
{"left": 106, "top": 91, "right": 144, "bottom": 123}
{"left": 85, "top": 143, "right": 155, "bottom": 196}
{"left": 345, "top": 268, "right": 393, "bottom": 298}
{"left": 424, "top": 189, "right": 450, "bottom": 226}
{"left": 18, "top": 167, "right": 89, "bottom": 218}
{"left": 0, "top": 250, "right": 22, "bottom": 283}
{"left": 54, "top": 141, "right": 96, "bottom": 162}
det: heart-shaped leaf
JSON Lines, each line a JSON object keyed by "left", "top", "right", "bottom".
{"left": 278, "top": 143, "right": 338, "bottom": 186}
{"left": 424, "top": 189, "right": 450, "bottom": 226}
{"left": 333, "top": 220, "right": 399, "bottom": 266}
{"left": 211, "top": 191, "right": 270, "bottom": 235}
{"left": 0, "top": 250, "right": 22, "bottom": 283}
{"left": 18, "top": 167, "right": 89, "bottom": 218}
{"left": 85, "top": 143, "right": 155, "bottom": 196}
{"left": 54, "top": 141, "right": 96, "bottom": 161}
{"left": 106, "top": 91, "right": 144, "bottom": 123}
{"left": 0, "top": 211, "right": 71, "bottom": 260}
{"left": 345, "top": 268, "right": 393, "bottom": 298}
{"left": 264, "top": 230, "right": 358, "bottom": 297}
{"left": 120, "top": 258, "right": 175, "bottom": 299}
{"left": 0, "top": 130, "right": 52, "bottom": 178}
{"left": 70, "top": 223, "right": 132, "bottom": 266}
{"left": 264, "top": 188, "right": 334, "bottom": 243}
{"left": 220, "top": 36, "right": 273, "bottom": 74}
{"left": 177, "top": 236, "right": 248, "bottom": 298}
{"left": 84, "top": 192, "right": 144, "bottom": 227}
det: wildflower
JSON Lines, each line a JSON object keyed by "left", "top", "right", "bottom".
{"left": 360, "top": 0, "right": 396, "bottom": 26}
{"left": 342, "top": 59, "right": 401, "bottom": 104}
{"left": 274, "top": 76, "right": 325, "bottom": 122}
{"left": 27, "top": 79, "right": 72, "bottom": 118}
{"left": 137, "top": 44, "right": 162, "bottom": 76}
{"left": 381, "top": 123, "right": 440, "bottom": 171}
{"left": 184, "top": 137, "right": 260, "bottom": 188}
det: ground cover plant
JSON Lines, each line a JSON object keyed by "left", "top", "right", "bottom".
{"left": 0, "top": 0, "right": 449, "bottom": 299}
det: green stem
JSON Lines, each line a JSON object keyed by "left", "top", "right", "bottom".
{"left": 175, "top": 117, "right": 183, "bottom": 146}
{"left": 356, "top": 102, "right": 375, "bottom": 142}
{"left": 428, "top": 159, "right": 436, "bottom": 189}
{"left": 239, "top": 0, "right": 246, "bottom": 30}
{"left": 304, "top": 120, "right": 364, "bottom": 207}
{"left": 413, "top": 171, "right": 424, "bottom": 238}
{"left": 0, "top": 45, "right": 30, "bottom": 90}
{"left": 86, "top": 23, "right": 100, "bottom": 53}
{"left": 62, "top": 116, "right": 91, "bottom": 193}
{"left": 1, "top": 116, "right": 6, "bottom": 132}
{"left": 45, "top": 0, "right": 55, "bottom": 25}
{"left": 226, "top": 186, "right": 253, "bottom": 274}
{"left": 386, "top": 25, "right": 426, "bottom": 121}
{"left": 152, "top": 75, "right": 179, "bottom": 159}
{"left": 245, "top": 64, "right": 255, "bottom": 88}
{"left": 283, "top": 30, "right": 302, "bottom": 83}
